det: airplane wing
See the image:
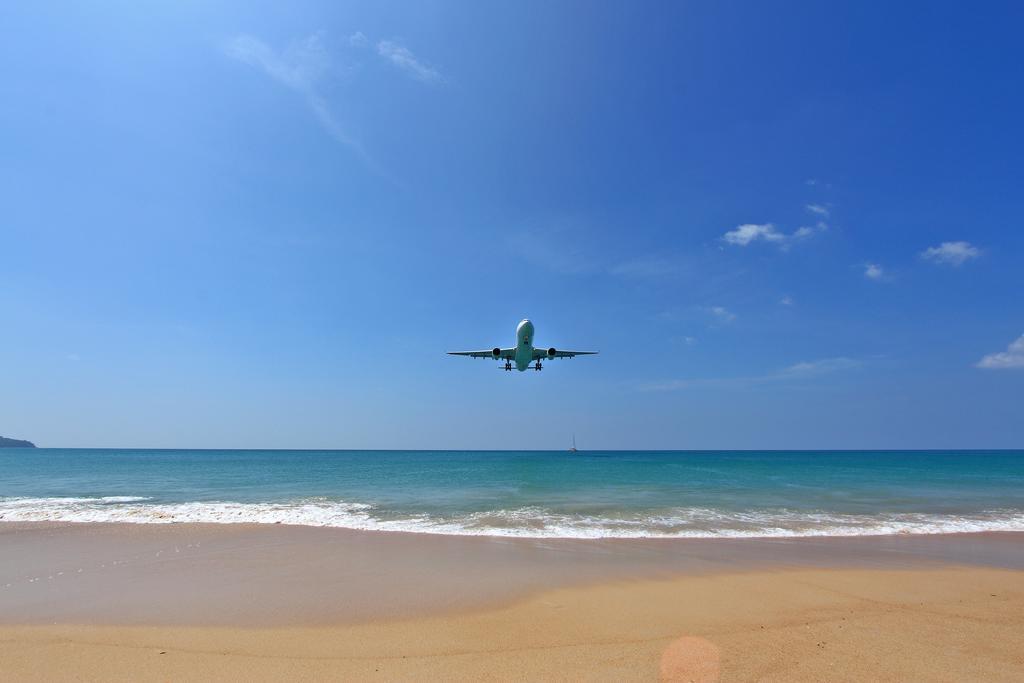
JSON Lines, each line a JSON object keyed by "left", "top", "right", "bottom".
{"left": 532, "top": 349, "right": 599, "bottom": 360}
{"left": 448, "top": 348, "right": 515, "bottom": 359}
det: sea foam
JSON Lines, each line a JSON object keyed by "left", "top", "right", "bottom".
{"left": 2, "top": 496, "right": 1023, "bottom": 539}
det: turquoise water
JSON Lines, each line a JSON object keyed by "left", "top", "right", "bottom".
{"left": 1, "top": 449, "right": 1023, "bottom": 538}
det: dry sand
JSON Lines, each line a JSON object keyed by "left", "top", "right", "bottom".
{"left": 1, "top": 523, "right": 1023, "bottom": 681}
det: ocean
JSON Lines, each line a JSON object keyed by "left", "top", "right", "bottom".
{"left": 1, "top": 449, "right": 1022, "bottom": 539}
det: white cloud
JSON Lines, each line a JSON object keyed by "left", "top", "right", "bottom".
{"left": 640, "top": 356, "right": 859, "bottom": 391}
{"left": 709, "top": 306, "right": 736, "bottom": 323}
{"left": 723, "top": 220, "right": 825, "bottom": 248}
{"left": 864, "top": 263, "right": 885, "bottom": 280}
{"left": 921, "top": 241, "right": 980, "bottom": 267}
{"left": 976, "top": 334, "right": 1024, "bottom": 369}
{"left": 224, "top": 34, "right": 367, "bottom": 156}
{"left": 722, "top": 223, "right": 785, "bottom": 246}
{"left": 779, "top": 357, "right": 859, "bottom": 377}
{"left": 225, "top": 33, "right": 327, "bottom": 91}
{"left": 792, "top": 221, "right": 828, "bottom": 241}
{"left": 780, "top": 296, "right": 794, "bottom": 306}
{"left": 723, "top": 200, "right": 833, "bottom": 249}
{"left": 377, "top": 40, "right": 444, "bottom": 84}
{"left": 347, "top": 31, "right": 368, "bottom": 47}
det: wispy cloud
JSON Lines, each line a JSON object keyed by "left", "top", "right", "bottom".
{"left": 709, "top": 306, "right": 737, "bottom": 323}
{"left": 780, "top": 296, "right": 794, "bottom": 306}
{"left": 638, "top": 378, "right": 703, "bottom": 392}
{"left": 781, "top": 357, "right": 860, "bottom": 377}
{"left": 346, "top": 33, "right": 445, "bottom": 85}
{"left": 722, "top": 223, "right": 786, "bottom": 246}
{"left": 640, "top": 357, "right": 860, "bottom": 391}
{"left": 224, "top": 33, "right": 371, "bottom": 161}
{"left": 377, "top": 40, "right": 444, "bottom": 84}
{"left": 225, "top": 33, "right": 328, "bottom": 93}
{"left": 510, "top": 228, "right": 684, "bottom": 280}
{"left": 864, "top": 263, "right": 885, "bottom": 280}
{"left": 921, "top": 241, "right": 981, "bottom": 267}
{"left": 976, "top": 334, "right": 1024, "bottom": 369}
{"left": 505, "top": 226, "right": 599, "bottom": 275}
{"left": 722, "top": 220, "right": 825, "bottom": 249}
{"left": 792, "top": 221, "right": 828, "bottom": 241}
{"left": 724, "top": 197, "right": 834, "bottom": 250}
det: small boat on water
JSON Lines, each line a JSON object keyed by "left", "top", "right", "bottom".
{"left": 569, "top": 434, "right": 577, "bottom": 452}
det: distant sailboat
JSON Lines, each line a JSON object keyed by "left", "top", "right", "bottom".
{"left": 569, "top": 434, "right": 577, "bottom": 452}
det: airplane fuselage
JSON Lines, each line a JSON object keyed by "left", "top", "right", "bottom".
{"left": 514, "top": 319, "right": 535, "bottom": 371}
{"left": 447, "top": 318, "right": 595, "bottom": 370}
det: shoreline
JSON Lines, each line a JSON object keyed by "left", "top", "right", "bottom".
{"left": 5, "top": 519, "right": 1024, "bottom": 545}
{"left": 2, "top": 522, "right": 1023, "bottom": 627}
{"left": 4, "top": 498, "right": 1022, "bottom": 539}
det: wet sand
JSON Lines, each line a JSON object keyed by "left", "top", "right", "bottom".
{"left": 1, "top": 523, "right": 1023, "bottom": 680}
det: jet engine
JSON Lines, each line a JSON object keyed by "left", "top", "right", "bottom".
{"left": 547, "top": 347, "right": 557, "bottom": 357}
{"left": 492, "top": 347, "right": 502, "bottom": 358}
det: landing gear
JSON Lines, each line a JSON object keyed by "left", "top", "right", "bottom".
{"left": 504, "top": 360, "right": 512, "bottom": 371}
{"left": 533, "top": 361, "right": 542, "bottom": 371}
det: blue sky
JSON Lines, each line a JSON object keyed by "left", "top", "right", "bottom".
{"left": 2, "top": 1, "right": 1022, "bottom": 449}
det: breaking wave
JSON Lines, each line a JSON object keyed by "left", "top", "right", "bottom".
{"left": 2, "top": 496, "right": 1023, "bottom": 539}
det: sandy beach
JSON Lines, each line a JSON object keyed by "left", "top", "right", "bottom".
{"left": 1, "top": 523, "right": 1022, "bottom": 681}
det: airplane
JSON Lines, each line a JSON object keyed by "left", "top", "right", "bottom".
{"left": 448, "top": 319, "right": 598, "bottom": 372}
